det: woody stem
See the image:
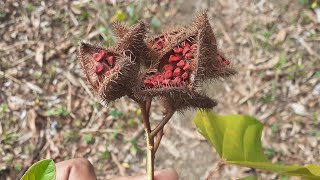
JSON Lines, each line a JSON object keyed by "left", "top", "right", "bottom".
{"left": 150, "top": 110, "right": 174, "bottom": 138}
{"left": 140, "top": 101, "right": 154, "bottom": 180}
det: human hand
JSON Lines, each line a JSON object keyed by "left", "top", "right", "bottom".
{"left": 56, "top": 158, "right": 178, "bottom": 180}
{"left": 111, "top": 169, "right": 179, "bottom": 180}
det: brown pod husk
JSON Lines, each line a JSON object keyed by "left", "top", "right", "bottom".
{"left": 79, "top": 42, "right": 139, "bottom": 103}
{"left": 116, "top": 21, "right": 149, "bottom": 66}
{"left": 160, "top": 91, "right": 217, "bottom": 111}
{"left": 112, "top": 22, "right": 129, "bottom": 40}
{"left": 193, "top": 14, "right": 237, "bottom": 82}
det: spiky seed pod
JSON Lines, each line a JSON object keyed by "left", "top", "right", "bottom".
{"left": 79, "top": 42, "right": 140, "bottom": 103}
{"left": 192, "top": 13, "right": 237, "bottom": 82}
{"left": 133, "top": 11, "right": 236, "bottom": 110}
{"left": 112, "top": 22, "right": 130, "bottom": 41}
{"left": 160, "top": 91, "right": 217, "bottom": 112}
{"left": 115, "top": 21, "right": 153, "bottom": 67}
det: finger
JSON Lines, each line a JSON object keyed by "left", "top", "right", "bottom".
{"left": 110, "top": 169, "right": 179, "bottom": 180}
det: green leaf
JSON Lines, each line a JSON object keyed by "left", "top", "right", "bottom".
{"left": 193, "top": 111, "right": 320, "bottom": 180}
{"left": 238, "top": 176, "right": 259, "bottom": 180}
{"left": 21, "top": 159, "right": 56, "bottom": 180}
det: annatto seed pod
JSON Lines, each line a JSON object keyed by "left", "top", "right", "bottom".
{"left": 79, "top": 21, "right": 147, "bottom": 104}
{"left": 79, "top": 43, "right": 139, "bottom": 103}
{"left": 134, "top": 11, "right": 236, "bottom": 110}
{"left": 113, "top": 21, "right": 157, "bottom": 68}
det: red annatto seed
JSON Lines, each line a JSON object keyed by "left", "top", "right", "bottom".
{"left": 173, "top": 67, "right": 181, "bottom": 76}
{"left": 99, "top": 50, "right": 107, "bottom": 57}
{"left": 93, "top": 53, "right": 103, "bottom": 62}
{"left": 162, "top": 79, "right": 170, "bottom": 84}
{"left": 181, "top": 72, "right": 189, "bottom": 79}
{"left": 95, "top": 63, "right": 104, "bottom": 73}
{"left": 183, "top": 63, "right": 191, "bottom": 71}
{"left": 169, "top": 54, "right": 182, "bottom": 63}
{"left": 184, "top": 41, "right": 190, "bottom": 48}
{"left": 164, "top": 64, "right": 174, "bottom": 71}
{"left": 173, "top": 47, "right": 183, "bottom": 54}
{"left": 182, "top": 47, "right": 190, "bottom": 56}
{"left": 158, "top": 75, "right": 164, "bottom": 82}
{"left": 105, "top": 70, "right": 111, "bottom": 75}
{"left": 114, "top": 64, "right": 120, "bottom": 71}
{"left": 177, "top": 60, "right": 185, "bottom": 68}
{"left": 164, "top": 71, "right": 173, "bottom": 79}
{"left": 107, "top": 56, "right": 114, "bottom": 66}
{"left": 171, "top": 76, "right": 182, "bottom": 85}
{"left": 185, "top": 52, "right": 193, "bottom": 59}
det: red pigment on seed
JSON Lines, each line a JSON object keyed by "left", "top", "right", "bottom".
{"left": 171, "top": 76, "right": 182, "bottom": 85}
{"left": 93, "top": 53, "right": 103, "bottom": 62}
{"left": 107, "top": 56, "right": 114, "bottom": 66}
{"left": 164, "top": 64, "right": 174, "bottom": 71}
{"left": 99, "top": 50, "right": 107, "bottom": 57}
{"left": 177, "top": 60, "right": 185, "bottom": 68}
{"left": 169, "top": 54, "right": 182, "bottom": 63}
{"left": 173, "top": 47, "right": 183, "bottom": 53}
{"left": 95, "top": 63, "right": 104, "bottom": 73}
{"left": 183, "top": 63, "right": 191, "bottom": 71}
{"left": 181, "top": 72, "right": 189, "bottom": 79}
{"left": 162, "top": 79, "right": 170, "bottom": 84}
{"left": 185, "top": 52, "right": 193, "bottom": 59}
{"left": 173, "top": 68, "right": 181, "bottom": 76}
{"left": 182, "top": 47, "right": 190, "bottom": 56}
{"left": 184, "top": 41, "right": 190, "bottom": 48}
{"left": 164, "top": 71, "right": 173, "bottom": 79}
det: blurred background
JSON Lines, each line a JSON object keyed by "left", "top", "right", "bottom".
{"left": 0, "top": 0, "right": 319, "bottom": 179}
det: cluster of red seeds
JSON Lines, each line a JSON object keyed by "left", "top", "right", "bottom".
{"left": 144, "top": 40, "right": 197, "bottom": 88}
{"left": 93, "top": 50, "right": 119, "bottom": 75}
{"left": 151, "top": 36, "right": 166, "bottom": 51}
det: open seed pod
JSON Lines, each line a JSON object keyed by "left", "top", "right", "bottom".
{"left": 133, "top": 12, "right": 236, "bottom": 110}
{"left": 79, "top": 43, "right": 139, "bottom": 103}
{"left": 79, "top": 21, "right": 148, "bottom": 104}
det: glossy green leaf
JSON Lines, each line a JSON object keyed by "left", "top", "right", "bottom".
{"left": 21, "top": 159, "right": 55, "bottom": 180}
{"left": 193, "top": 111, "right": 320, "bottom": 180}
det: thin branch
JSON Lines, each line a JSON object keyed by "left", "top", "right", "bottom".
{"left": 140, "top": 102, "right": 151, "bottom": 133}
{"left": 139, "top": 101, "right": 154, "bottom": 180}
{"left": 204, "top": 160, "right": 225, "bottom": 180}
{"left": 150, "top": 110, "right": 174, "bottom": 138}
{"left": 154, "top": 128, "right": 164, "bottom": 153}
{"left": 146, "top": 97, "right": 152, "bottom": 116}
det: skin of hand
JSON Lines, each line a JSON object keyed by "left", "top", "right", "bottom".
{"left": 56, "top": 158, "right": 178, "bottom": 180}
{"left": 111, "top": 169, "right": 179, "bottom": 180}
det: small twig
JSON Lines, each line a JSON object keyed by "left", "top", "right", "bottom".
{"left": 204, "top": 160, "right": 225, "bottom": 180}
{"left": 150, "top": 110, "right": 174, "bottom": 138}
{"left": 111, "top": 153, "right": 126, "bottom": 176}
{"left": 154, "top": 128, "right": 164, "bottom": 153}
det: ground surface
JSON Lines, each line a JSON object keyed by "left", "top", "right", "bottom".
{"left": 0, "top": 0, "right": 319, "bottom": 180}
